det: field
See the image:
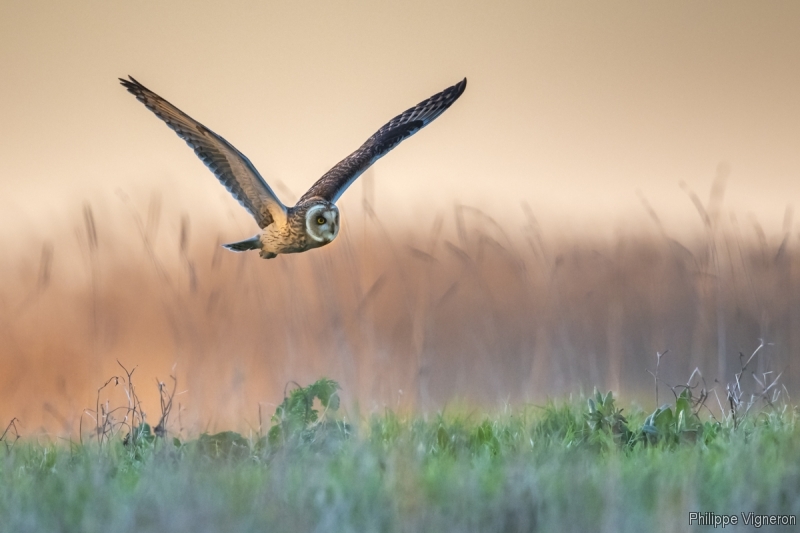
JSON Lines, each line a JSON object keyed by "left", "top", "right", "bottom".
{"left": 2, "top": 185, "right": 800, "bottom": 530}
{"left": 1, "top": 390, "right": 798, "bottom": 532}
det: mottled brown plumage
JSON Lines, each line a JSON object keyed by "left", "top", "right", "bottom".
{"left": 120, "top": 76, "right": 466, "bottom": 258}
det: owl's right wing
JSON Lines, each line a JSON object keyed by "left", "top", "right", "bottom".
{"left": 120, "top": 76, "right": 287, "bottom": 228}
{"left": 298, "top": 78, "right": 467, "bottom": 205}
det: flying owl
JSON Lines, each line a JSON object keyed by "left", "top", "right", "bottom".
{"left": 120, "top": 76, "right": 467, "bottom": 259}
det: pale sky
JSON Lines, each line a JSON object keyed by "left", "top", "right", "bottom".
{"left": 2, "top": 0, "right": 800, "bottom": 237}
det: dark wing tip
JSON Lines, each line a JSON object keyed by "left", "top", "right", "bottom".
{"left": 429, "top": 77, "right": 467, "bottom": 117}
{"left": 445, "top": 78, "right": 467, "bottom": 102}
{"left": 455, "top": 77, "right": 467, "bottom": 95}
{"left": 119, "top": 76, "right": 150, "bottom": 98}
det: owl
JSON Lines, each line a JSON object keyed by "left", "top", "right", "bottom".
{"left": 120, "top": 76, "right": 466, "bottom": 259}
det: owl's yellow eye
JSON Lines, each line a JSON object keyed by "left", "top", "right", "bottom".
{"left": 316, "top": 216, "right": 326, "bottom": 225}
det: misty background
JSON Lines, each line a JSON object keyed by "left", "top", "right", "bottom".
{"left": 2, "top": 1, "right": 800, "bottom": 435}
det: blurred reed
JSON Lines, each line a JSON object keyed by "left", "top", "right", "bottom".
{"left": 0, "top": 184, "right": 797, "bottom": 436}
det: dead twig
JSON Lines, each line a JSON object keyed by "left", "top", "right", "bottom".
{"left": 0, "top": 418, "right": 21, "bottom": 451}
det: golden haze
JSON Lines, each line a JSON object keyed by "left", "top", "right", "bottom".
{"left": 1, "top": 1, "right": 800, "bottom": 435}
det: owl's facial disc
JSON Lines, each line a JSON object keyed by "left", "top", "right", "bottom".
{"left": 305, "top": 204, "right": 340, "bottom": 243}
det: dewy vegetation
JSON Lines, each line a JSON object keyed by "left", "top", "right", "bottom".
{"left": 1, "top": 371, "right": 799, "bottom": 532}
{"left": 1, "top": 335, "right": 799, "bottom": 533}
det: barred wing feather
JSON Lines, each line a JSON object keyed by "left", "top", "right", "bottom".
{"left": 119, "top": 76, "right": 287, "bottom": 228}
{"left": 299, "top": 78, "right": 467, "bottom": 204}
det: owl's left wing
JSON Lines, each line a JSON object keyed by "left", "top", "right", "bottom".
{"left": 298, "top": 78, "right": 467, "bottom": 204}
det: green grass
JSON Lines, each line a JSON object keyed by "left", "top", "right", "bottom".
{"left": 1, "top": 389, "right": 799, "bottom": 532}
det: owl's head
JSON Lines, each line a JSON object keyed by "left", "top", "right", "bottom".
{"left": 304, "top": 202, "right": 340, "bottom": 243}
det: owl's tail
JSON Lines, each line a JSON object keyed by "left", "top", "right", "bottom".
{"left": 222, "top": 235, "right": 261, "bottom": 252}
